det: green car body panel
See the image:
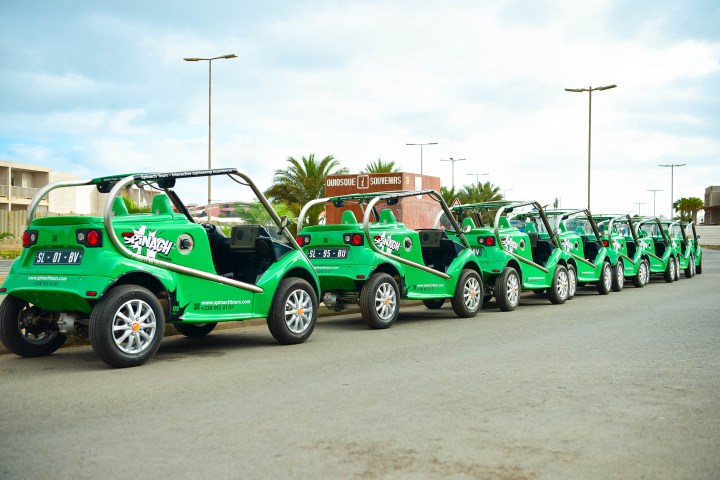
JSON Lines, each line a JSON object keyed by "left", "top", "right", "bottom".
{"left": 634, "top": 217, "right": 678, "bottom": 281}
{"left": 296, "top": 190, "right": 483, "bottom": 326}
{"left": 449, "top": 200, "right": 575, "bottom": 308}
{"left": 662, "top": 220, "right": 702, "bottom": 278}
{"left": 0, "top": 169, "right": 321, "bottom": 367}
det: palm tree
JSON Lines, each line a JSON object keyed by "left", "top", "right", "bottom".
{"left": 673, "top": 197, "right": 704, "bottom": 222}
{"left": 264, "top": 154, "right": 348, "bottom": 226}
{"left": 361, "top": 159, "right": 400, "bottom": 174}
{"left": 440, "top": 186, "right": 458, "bottom": 206}
{"left": 458, "top": 181, "right": 503, "bottom": 204}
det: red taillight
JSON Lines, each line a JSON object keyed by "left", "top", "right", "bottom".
{"left": 296, "top": 235, "right": 311, "bottom": 246}
{"left": 23, "top": 230, "right": 38, "bottom": 248}
{"left": 602, "top": 239, "right": 609, "bottom": 247}
{"left": 76, "top": 229, "right": 103, "bottom": 247}
{"left": 478, "top": 236, "right": 496, "bottom": 246}
{"left": 87, "top": 230, "right": 100, "bottom": 246}
{"left": 344, "top": 233, "right": 364, "bottom": 246}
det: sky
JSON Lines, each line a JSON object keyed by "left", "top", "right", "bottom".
{"left": 1, "top": 0, "right": 719, "bottom": 219}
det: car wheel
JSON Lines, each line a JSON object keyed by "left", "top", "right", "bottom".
{"left": 422, "top": 299, "right": 445, "bottom": 309}
{"left": 611, "top": 260, "right": 624, "bottom": 292}
{"left": 696, "top": 257, "right": 702, "bottom": 274}
{"left": 174, "top": 322, "right": 218, "bottom": 338}
{"left": 633, "top": 259, "right": 649, "bottom": 288}
{"left": 451, "top": 269, "right": 482, "bottom": 318}
{"left": 547, "top": 264, "right": 569, "bottom": 304}
{"left": 684, "top": 255, "right": 694, "bottom": 278}
{"left": 0, "top": 296, "right": 66, "bottom": 358}
{"left": 267, "top": 277, "right": 318, "bottom": 343}
{"left": 663, "top": 258, "right": 675, "bottom": 283}
{"left": 674, "top": 257, "right": 681, "bottom": 281}
{"left": 360, "top": 273, "right": 399, "bottom": 329}
{"left": 596, "top": 261, "right": 612, "bottom": 295}
{"left": 89, "top": 285, "right": 165, "bottom": 368}
{"left": 567, "top": 264, "right": 577, "bottom": 300}
{"left": 495, "top": 267, "right": 520, "bottom": 312}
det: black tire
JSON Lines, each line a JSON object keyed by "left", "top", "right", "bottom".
{"left": 267, "top": 277, "right": 318, "bottom": 344}
{"left": 547, "top": 264, "right": 569, "bottom": 305}
{"left": 495, "top": 267, "right": 520, "bottom": 312}
{"left": 0, "top": 296, "right": 66, "bottom": 357}
{"left": 423, "top": 299, "right": 445, "bottom": 310}
{"left": 663, "top": 258, "right": 675, "bottom": 283}
{"left": 674, "top": 257, "right": 681, "bottom": 281}
{"left": 567, "top": 264, "right": 577, "bottom": 300}
{"left": 451, "top": 269, "right": 482, "bottom": 317}
{"left": 359, "top": 273, "right": 400, "bottom": 329}
{"left": 174, "top": 322, "right": 217, "bottom": 338}
{"left": 611, "top": 260, "right": 624, "bottom": 292}
{"left": 596, "top": 261, "right": 613, "bottom": 295}
{"left": 632, "top": 259, "right": 649, "bottom": 288}
{"left": 696, "top": 257, "right": 702, "bottom": 274}
{"left": 89, "top": 285, "right": 165, "bottom": 368}
{"left": 684, "top": 255, "right": 694, "bottom": 278}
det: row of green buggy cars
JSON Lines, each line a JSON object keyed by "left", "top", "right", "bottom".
{"left": 0, "top": 169, "right": 703, "bottom": 368}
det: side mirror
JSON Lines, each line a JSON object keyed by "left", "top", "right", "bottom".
{"left": 462, "top": 224, "right": 472, "bottom": 233}
{"left": 279, "top": 216, "right": 290, "bottom": 231}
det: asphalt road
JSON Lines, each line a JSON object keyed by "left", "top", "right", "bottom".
{"left": 1, "top": 251, "right": 718, "bottom": 480}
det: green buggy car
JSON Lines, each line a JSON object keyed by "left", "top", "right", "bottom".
{"left": 296, "top": 190, "right": 482, "bottom": 328}
{"left": 663, "top": 220, "right": 702, "bottom": 278}
{"left": 634, "top": 217, "right": 678, "bottom": 283}
{"left": 446, "top": 201, "right": 575, "bottom": 311}
{"left": 593, "top": 214, "right": 651, "bottom": 288}
{"left": 0, "top": 168, "right": 320, "bottom": 368}
{"left": 544, "top": 209, "right": 623, "bottom": 295}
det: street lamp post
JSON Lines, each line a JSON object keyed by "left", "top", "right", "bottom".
{"left": 646, "top": 188, "right": 663, "bottom": 217}
{"left": 466, "top": 172, "right": 488, "bottom": 184}
{"left": 406, "top": 142, "right": 438, "bottom": 175}
{"left": 633, "top": 201, "right": 645, "bottom": 216}
{"left": 439, "top": 158, "right": 466, "bottom": 189}
{"left": 184, "top": 54, "right": 237, "bottom": 220}
{"left": 564, "top": 84, "right": 617, "bottom": 211}
{"left": 659, "top": 163, "right": 686, "bottom": 219}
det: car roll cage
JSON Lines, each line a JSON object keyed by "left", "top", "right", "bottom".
{"left": 599, "top": 214, "right": 637, "bottom": 266}
{"left": 27, "top": 168, "right": 307, "bottom": 294}
{"left": 299, "top": 190, "right": 470, "bottom": 279}
{"left": 493, "top": 201, "right": 557, "bottom": 274}
{"left": 634, "top": 217, "right": 670, "bottom": 263}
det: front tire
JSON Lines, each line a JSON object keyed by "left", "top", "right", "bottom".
{"left": 267, "top": 277, "right": 318, "bottom": 344}
{"left": 89, "top": 285, "right": 165, "bottom": 368}
{"left": 611, "top": 260, "right": 624, "bottom": 292}
{"left": 596, "top": 261, "right": 613, "bottom": 295}
{"left": 684, "top": 255, "right": 695, "bottom": 278}
{"left": 495, "top": 267, "right": 520, "bottom": 312}
{"left": 547, "top": 265, "right": 569, "bottom": 304}
{"left": 696, "top": 257, "right": 702, "bottom": 274}
{"left": 0, "top": 296, "right": 66, "bottom": 357}
{"left": 174, "top": 322, "right": 217, "bottom": 338}
{"left": 674, "top": 257, "right": 681, "bottom": 281}
{"left": 451, "top": 269, "right": 482, "bottom": 318}
{"left": 567, "top": 264, "right": 577, "bottom": 300}
{"left": 359, "top": 273, "right": 400, "bottom": 329}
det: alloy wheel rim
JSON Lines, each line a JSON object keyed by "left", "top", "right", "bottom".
{"left": 604, "top": 265, "right": 612, "bottom": 290}
{"left": 112, "top": 299, "right": 157, "bottom": 355}
{"left": 568, "top": 268, "right": 577, "bottom": 297}
{"left": 557, "top": 270, "right": 569, "bottom": 299}
{"left": 285, "top": 288, "right": 314, "bottom": 334}
{"left": 507, "top": 273, "right": 520, "bottom": 306}
{"left": 617, "top": 263, "right": 624, "bottom": 288}
{"left": 464, "top": 277, "right": 481, "bottom": 310}
{"left": 374, "top": 282, "right": 397, "bottom": 320}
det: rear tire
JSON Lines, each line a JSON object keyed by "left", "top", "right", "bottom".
{"left": 632, "top": 259, "right": 649, "bottom": 288}
{"left": 495, "top": 267, "right": 520, "bottom": 312}
{"left": 611, "top": 260, "right": 624, "bottom": 292}
{"left": 596, "top": 261, "right": 612, "bottom": 295}
{"left": 89, "top": 285, "right": 165, "bottom": 368}
{"left": 359, "top": 273, "right": 399, "bottom": 329}
{"left": 451, "top": 269, "right": 482, "bottom": 318}
{"left": 663, "top": 258, "right": 675, "bottom": 283}
{"left": 547, "top": 265, "right": 569, "bottom": 305}
{"left": 0, "top": 296, "right": 66, "bottom": 358}
{"left": 174, "top": 322, "right": 217, "bottom": 338}
{"left": 567, "top": 264, "right": 577, "bottom": 300}
{"left": 673, "top": 257, "right": 681, "bottom": 281}
{"left": 423, "top": 299, "right": 445, "bottom": 310}
{"left": 696, "top": 258, "right": 702, "bottom": 274}
{"left": 267, "top": 277, "right": 317, "bottom": 344}
{"left": 684, "top": 255, "right": 694, "bottom": 278}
